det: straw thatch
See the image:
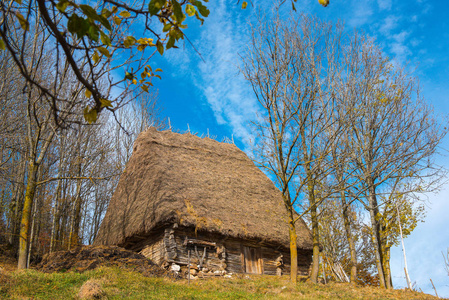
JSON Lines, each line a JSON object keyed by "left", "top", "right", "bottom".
{"left": 94, "top": 128, "right": 312, "bottom": 250}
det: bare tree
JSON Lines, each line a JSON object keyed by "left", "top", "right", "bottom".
{"left": 339, "top": 34, "right": 446, "bottom": 288}
{"left": 241, "top": 13, "right": 344, "bottom": 283}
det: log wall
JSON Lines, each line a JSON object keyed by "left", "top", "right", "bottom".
{"left": 137, "top": 225, "right": 312, "bottom": 276}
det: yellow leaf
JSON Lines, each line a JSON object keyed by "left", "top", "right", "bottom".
{"left": 155, "top": 68, "right": 163, "bottom": 72}
{"left": 0, "top": 38, "right": 5, "bottom": 51}
{"left": 15, "top": 12, "right": 29, "bottom": 31}
{"left": 318, "top": 0, "right": 330, "bottom": 7}
{"left": 97, "top": 46, "right": 111, "bottom": 58}
{"left": 100, "top": 98, "right": 112, "bottom": 108}
{"left": 85, "top": 89, "right": 92, "bottom": 98}
{"left": 137, "top": 44, "right": 146, "bottom": 51}
{"left": 123, "top": 36, "right": 137, "bottom": 48}
{"left": 141, "top": 85, "right": 149, "bottom": 92}
{"left": 119, "top": 10, "right": 131, "bottom": 18}
{"left": 83, "top": 106, "right": 97, "bottom": 124}
{"left": 92, "top": 51, "right": 100, "bottom": 64}
{"left": 113, "top": 16, "right": 121, "bottom": 25}
{"left": 132, "top": 79, "right": 137, "bottom": 85}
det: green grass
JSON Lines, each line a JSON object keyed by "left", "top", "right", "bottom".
{"left": 0, "top": 266, "right": 439, "bottom": 299}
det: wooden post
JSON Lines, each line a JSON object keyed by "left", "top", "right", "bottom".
{"left": 397, "top": 204, "right": 412, "bottom": 289}
{"left": 430, "top": 278, "right": 439, "bottom": 298}
{"left": 188, "top": 249, "right": 191, "bottom": 285}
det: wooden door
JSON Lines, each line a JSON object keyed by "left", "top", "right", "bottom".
{"left": 242, "top": 246, "right": 263, "bottom": 274}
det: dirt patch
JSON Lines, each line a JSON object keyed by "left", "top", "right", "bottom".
{"left": 36, "top": 245, "right": 170, "bottom": 277}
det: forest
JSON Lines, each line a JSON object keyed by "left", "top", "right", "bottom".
{"left": 0, "top": 0, "right": 447, "bottom": 293}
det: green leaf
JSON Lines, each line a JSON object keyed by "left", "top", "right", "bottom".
{"left": 98, "top": 15, "right": 112, "bottom": 31}
{"left": 87, "top": 24, "right": 99, "bottom": 42}
{"left": 156, "top": 40, "right": 164, "bottom": 55}
{"left": 101, "top": 8, "right": 112, "bottom": 18}
{"left": 166, "top": 36, "right": 175, "bottom": 49}
{"left": 15, "top": 12, "right": 29, "bottom": 31}
{"left": 100, "top": 98, "right": 112, "bottom": 108}
{"left": 172, "top": 0, "right": 184, "bottom": 22}
{"left": 100, "top": 31, "right": 111, "bottom": 46}
{"left": 173, "top": 27, "right": 183, "bottom": 39}
{"left": 119, "top": 10, "right": 131, "bottom": 18}
{"left": 0, "top": 38, "right": 5, "bottom": 51}
{"left": 148, "top": 0, "right": 165, "bottom": 16}
{"left": 242, "top": 1, "right": 247, "bottom": 9}
{"left": 56, "top": 0, "right": 70, "bottom": 12}
{"left": 67, "top": 14, "right": 90, "bottom": 39}
{"left": 163, "top": 23, "right": 172, "bottom": 32}
{"left": 80, "top": 5, "right": 112, "bottom": 31}
{"left": 80, "top": 5, "right": 98, "bottom": 20}
{"left": 194, "top": 10, "right": 205, "bottom": 25}
{"left": 191, "top": 1, "right": 209, "bottom": 17}
{"left": 97, "top": 46, "right": 111, "bottom": 58}
{"left": 125, "top": 72, "right": 134, "bottom": 80}
{"left": 185, "top": 4, "right": 195, "bottom": 17}
{"left": 83, "top": 106, "right": 98, "bottom": 124}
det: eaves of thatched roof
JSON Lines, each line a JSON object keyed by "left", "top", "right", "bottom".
{"left": 94, "top": 128, "right": 312, "bottom": 250}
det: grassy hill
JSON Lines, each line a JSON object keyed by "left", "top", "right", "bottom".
{"left": 0, "top": 262, "right": 439, "bottom": 299}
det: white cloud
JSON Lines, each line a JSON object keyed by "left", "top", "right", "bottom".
{"left": 379, "top": 15, "right": 400, "bottom": 36}
{"left": 348, "top": 1, "right": 374, "bottom": 27}
{"left": 377, "top": 0, "right": 392, "bottom": 11}
{"left": 392, "top": 31, "right": 410, "bottom": 43}
{"left": 194, "top": 0, "right": 261, "bottom": 147}
{"left": 410, "top": 38, "right": 421, "bottom": 47}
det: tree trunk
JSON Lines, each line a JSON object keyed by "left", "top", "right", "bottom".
{"left": 27, "top": 196, "right": 38, "bottom": 268}
{"left": 9, "top": 160, "right": 26, "bottom": 247}
{"left": 17, "top": 162, "right": 39, "bottom": 270}
{"left": 310, "top": 189, "right": 320, "bottom": 284}
{"left": 341, "top": 191, "right": 357, "bottom": 283}
{"left": 367, "top": 181, "right": 386, "bottom": 288}
{"left": 383, "top": 246, "right": 392, "bottom": 289}
{"left": 289, "top": 214, "right": 298, "bottom": 284}
{"left": 49, "top": 178, "right": 62, "bottom": 253}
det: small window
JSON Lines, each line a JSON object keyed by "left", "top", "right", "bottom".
{"left": 242, "top": 246, "right": 264, "bottom": 274}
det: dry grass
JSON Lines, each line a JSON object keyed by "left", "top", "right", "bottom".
{"left": 0, "top": 256, "right": 441, "bottom": 300}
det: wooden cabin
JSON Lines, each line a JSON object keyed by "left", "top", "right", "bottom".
{"left": 94, "top": 128, "right": 313, "bottom": 277}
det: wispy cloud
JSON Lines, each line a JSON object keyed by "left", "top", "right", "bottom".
{"left": 377, "top": 0, "right": 392, "bottom": 11}
{"left": 192, "top": 1, "right": 260, "bottom": 147}
{"left": 379, "top": 15, "right": 399, "bottom": 35}
{"left": 347, "top": 0, "right": 374, "bottom": 27}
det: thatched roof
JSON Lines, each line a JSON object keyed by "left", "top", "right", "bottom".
{"left": 94, "top": 128, "right": 312, "bottom": 250}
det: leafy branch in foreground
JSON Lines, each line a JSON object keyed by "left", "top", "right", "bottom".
{"left": 0, "top": 0, "right": 329, "bottom": 125}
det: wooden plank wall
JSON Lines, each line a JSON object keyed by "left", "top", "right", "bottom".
{"left": 137, "top": 226, "right": 312, "bottom": 276}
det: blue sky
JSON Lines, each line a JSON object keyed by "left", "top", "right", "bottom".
{"left": 145, "top": 0, "right": 449, "bottom": 296}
